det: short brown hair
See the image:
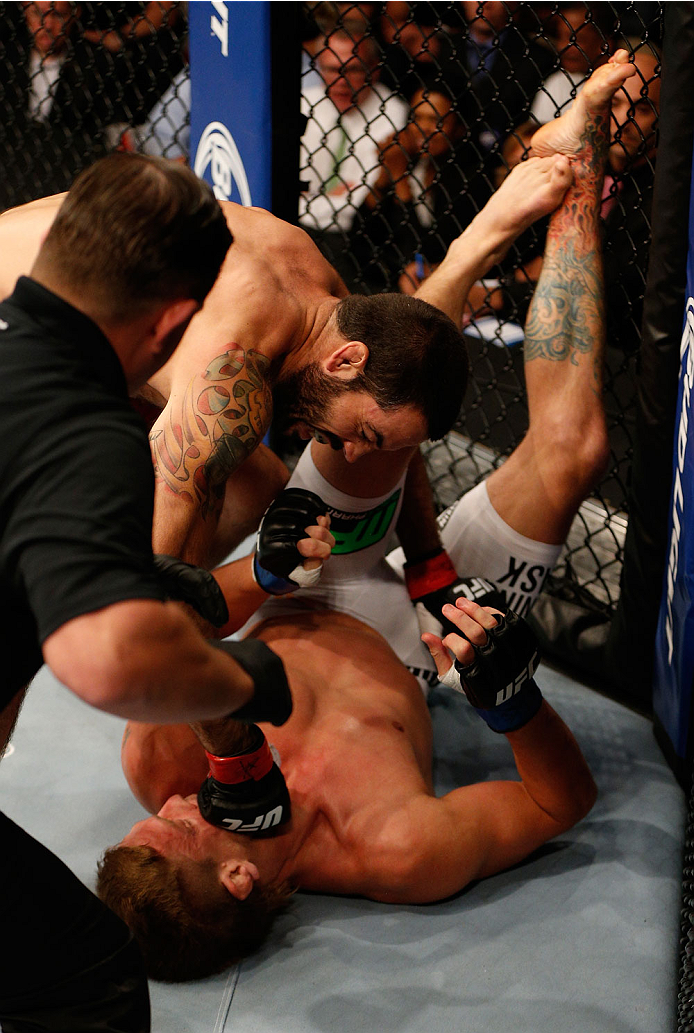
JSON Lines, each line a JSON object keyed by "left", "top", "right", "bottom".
{"left": 335, "top": 293, "right": 469, "bottom": 440}
{"left": 96, "top": 845, "right": 292, "bottom": 982}
{"left": 35, "top": 152, "right": 232, "bottom": 322}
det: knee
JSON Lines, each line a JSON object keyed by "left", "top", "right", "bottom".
{"left": 551, "top": 414, "right": 610, "bottom": 503}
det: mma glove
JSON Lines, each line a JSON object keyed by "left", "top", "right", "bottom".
{"left": 440, "top": 604, "right": 543, "bottom": 734}
{"left": 252, "top": 487, "right": 330, "bottom": 595}
{"left": 405, "top": 549, "right": 505, "bottom": 639}
{"left": 153, "top": 554, "right": 229, "bottom": 628}
{"left": 198, "top": 723, "right": 291, "bottom": 835}
{"left": 212, "top": 638, "right": 293, "bottom": 726}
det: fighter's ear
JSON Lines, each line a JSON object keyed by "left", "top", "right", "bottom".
{"left": 323, "top": 340, "right": 368, "bottom": 381}
{"left": 219, "top": 860, "right": 260, "bottom": 901}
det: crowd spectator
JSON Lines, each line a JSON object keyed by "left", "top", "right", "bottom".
{"left": 377, "top": 2, "right": 448, "bottom": 101}
{"left": 603, "top": 41, "right": 661, "bottom": 354}
{"left": 81, "top": 2, "right": 186, "bottom": 126}
{"left": 299, "top": 27, "right": 408, "bottom": 290}
{"left": 530, "top": 3, "right": 613, "bottom": 125}
{"left": 121, "top": 66, "right": 190, "bottom": 161}
{"left": 0, "top": 2, "right": 131, "bottom": 210}
{"left": 351, "top": 75, "right": 491, "bottom": 294}
{"left": 302, "top": 2, "right": 375, "bottom": 89}
{"left": 440, "top": 1, "right": 555, "bottom": 152}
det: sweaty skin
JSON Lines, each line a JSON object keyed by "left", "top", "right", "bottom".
{"left": 121, "top": 605, "right": 596, "bottom": 904}
{"left": 0, "top": 155, "right": 572, "bottom": 569}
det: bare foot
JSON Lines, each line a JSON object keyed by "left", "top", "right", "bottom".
{"left": 531, "top": 49, "right": 636, "bottom": 158}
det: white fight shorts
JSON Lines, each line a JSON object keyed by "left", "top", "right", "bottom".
{"left": 245, "top": 445, "right": 562, "bottom": 688}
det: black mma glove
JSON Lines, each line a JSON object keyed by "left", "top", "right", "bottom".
{"left": 198, "top": 724, "right": 291, "bottom": 835}
{"left": 404, "top": 549, "right": 505, "bottom": 639}
{"left": 212, "top": 638, "right": 293, "bottom": 726}
{"left": 153, "top": 554, "right": 229, "bottom": 628}
{"left": 252, "top": 488, "right": 329, "bottom": 595}
{"left": 440, "top": 604, "right": 542, "bottom": 733}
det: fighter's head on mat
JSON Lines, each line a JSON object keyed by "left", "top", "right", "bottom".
{"left": 272, "top": 291, "right": 470, "bottom": 460}
{"left": 30, "top": 151, "right": 232, "bottom": 389}
{"left": 97, "top": 793, "right": 292, "bottom": 983}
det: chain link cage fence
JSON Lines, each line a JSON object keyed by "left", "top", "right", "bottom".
{"left": 300, "top": 1, "right": 663, "bottom": 633}
{"left": 0, "top": 2, "right": 189, "bottom": 205}
{"left": 0, "top": 0, "right": 663, "bottom": 653}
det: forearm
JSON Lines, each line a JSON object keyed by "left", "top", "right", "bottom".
{"left": 507, "top": 699, "right": 597, "bottom": 831}
{"left": 417, "top": 157, "right": 572, "bottom": 325}
{"left": 395, "top": 449, "right": 442, "bottom": 562}
{"left": 152, "top": 493, "right": 221, "bottom": 568}
{"left": 43, "top": 599, "right": 255, "bottom": 724}
{"left": 189, "top": 714, "right": 258, "bottom": 756}
{"left": 211, "top": 554, "right": 268, "bottom": 637}
{"left": 413, "top": 229, "right": 489, "bottom": 324}
{"left": 413, "top": 211, "right": 517, "bottom": 325}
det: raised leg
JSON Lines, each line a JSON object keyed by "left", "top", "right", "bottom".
{"left": 483, "top": 51, "right": 636, "bottom": 545}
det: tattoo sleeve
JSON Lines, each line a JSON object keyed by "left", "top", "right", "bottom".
{"left": 150, "top": 346, "right": 272, "bottom": 519}
{"left": 523, "top": 108, "right": 608, "bottom": 391}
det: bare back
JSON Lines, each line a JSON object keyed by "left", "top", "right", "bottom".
{"left": 0, "top": 193, "right": 66, "bottom": 299}
{"left": 150, "top": 203, "right": 346, "bottom": 396}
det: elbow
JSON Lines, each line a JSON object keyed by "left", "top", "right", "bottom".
{"left": 48, "top": 640, "right": 149, "bottom": 717}
{"left": 557, "top": 771, "right": 598, "bottom": 835}
{"left": 71, "top": 661, "right": 144, "bottom": 716}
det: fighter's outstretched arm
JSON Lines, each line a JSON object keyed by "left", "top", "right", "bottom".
{"left": 363, "top": 599, "right": 596, "bottom": 905}
{"left": 413, "top": 155, "right": 573, "bottom": 326}
{"left": 373, "top": 697, "right": 596, "bottom": 904}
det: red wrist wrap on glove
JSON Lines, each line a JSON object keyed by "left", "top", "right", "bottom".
{"left": 205, "top": 737, "right": 274, "bottom": 785}
{"left": 404, "top": 550, "right": 457, "bottom": 600}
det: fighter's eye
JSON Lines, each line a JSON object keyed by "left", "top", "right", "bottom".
{"left": 313, "top": 428, "right": 344, "bottom": 450}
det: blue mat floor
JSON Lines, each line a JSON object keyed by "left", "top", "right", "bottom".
{"left": 0, "top": 661, "right": 684, "bottom": 1033}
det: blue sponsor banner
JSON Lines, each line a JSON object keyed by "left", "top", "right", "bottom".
{"left": 188, "top": 2, "right": 272, "bottom": 209}
{"left": 653, "top": 153, "right": 694, "bottom": 761}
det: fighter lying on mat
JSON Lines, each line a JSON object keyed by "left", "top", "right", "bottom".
{"left": 94, "top": 56, "right": 634, "bottom": 980}
{"left": 99, "top": 543, "right": 596, "bottom": 982}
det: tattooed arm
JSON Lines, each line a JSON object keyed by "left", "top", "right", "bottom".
{"left": 150, "top": 344, "right": 274, "bottom": 566}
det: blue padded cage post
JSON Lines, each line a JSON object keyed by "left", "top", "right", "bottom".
{"left": 188, "top": 1, "right": 300, "bottom": 220}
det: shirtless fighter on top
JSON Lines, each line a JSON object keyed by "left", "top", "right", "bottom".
{"left": 0, "top": 116, "right": 575, "bottom": 575}
{"left": 93, "top": 56, "right": 634, "bottom": 982}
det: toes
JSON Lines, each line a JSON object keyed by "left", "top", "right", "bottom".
{"left": 551, "top": 155, "right": 573, "bottom": 186}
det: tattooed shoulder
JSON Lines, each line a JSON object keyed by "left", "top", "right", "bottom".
{"left": 150, "top": 344, "right": 273, "bottom": 518}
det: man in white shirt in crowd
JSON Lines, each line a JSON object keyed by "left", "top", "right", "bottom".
{"left": 530, "top": 3, "right": 611, "bottom": 126}
{"left": 299, "top": 28, "right": 408, "bottom": 289}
